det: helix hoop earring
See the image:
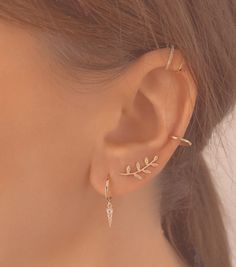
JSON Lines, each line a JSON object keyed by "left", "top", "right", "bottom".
{"left": 104, "top": 175, "right": 113, "bottom": 228}
{"left": 171, "top": 135, "right": 192, "bottom": 147}
{"left": 165, "top": 45, "right": 175, "bottom": 70}
{"left": 165, "top": 44, "right": 185, "bottom": 72}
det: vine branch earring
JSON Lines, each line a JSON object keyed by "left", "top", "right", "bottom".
{"left": 120, "top": 155, "right": 159, "bottom": 180}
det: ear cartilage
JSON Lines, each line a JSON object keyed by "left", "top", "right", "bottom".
{"left": 120, "top": 155, "right": 159, "bottom": 180}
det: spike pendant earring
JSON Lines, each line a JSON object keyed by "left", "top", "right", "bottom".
{"left": 120, "top": 155, "right": 159, "bottom": 180}
{"left": 104, "top": 176, "right": 113, "bottom": 228}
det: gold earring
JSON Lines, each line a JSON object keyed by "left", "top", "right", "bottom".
{"left": 120, "top": 136, "right": 192, "bottom": 180}
{"left": 165, "top": 45, "right": 175, "bottom": 70}
{"left": 171, "top": 135, "right": 192, "bottom": 147}
{"left": 120, "top": 155, "right": 159, "bottom": 180}
{"left": 165, "top": 44, "right": 185, "bottom": 72}
{"left": 104, "top": 175, "right": 113, "bottom": 228}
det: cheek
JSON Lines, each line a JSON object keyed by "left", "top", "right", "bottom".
{"left": 0, "top": 22, "right": 94, "bottom": 157}
{"left": 0, "top": 73, "right": 74, "bottom": 148}
{"left": 0, "top": 68, "right": 96, "bottom": 177}
{"left": 0, "top": 22, "right": 108, "bottom": 164}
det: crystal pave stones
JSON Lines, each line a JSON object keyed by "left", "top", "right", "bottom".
{"left": 106, "top": 199, "right": 113, "bottom": 228}
{"left": 120, "top": 155, "right": 159, "bottom": 180}
{"left": 105, "top": 176, "right": 113, "bottom": 228}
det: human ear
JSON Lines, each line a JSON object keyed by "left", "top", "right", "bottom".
{"left": 89, "top": 47, "right": 197, "bottom": 196}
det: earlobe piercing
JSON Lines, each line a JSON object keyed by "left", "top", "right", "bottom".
{"left": 104, "top": 175, "right": 113, "bottom": 228}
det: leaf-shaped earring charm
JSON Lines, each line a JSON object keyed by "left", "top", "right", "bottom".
{"left": 120, "top": 155, "right": 160, "bottom": 180}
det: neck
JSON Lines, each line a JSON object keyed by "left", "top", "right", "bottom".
{"left": 0, "top": 162, "right": 185, "bottom": 267}
{"left": 45, "top": 177, "right": 185, "bottom": 267}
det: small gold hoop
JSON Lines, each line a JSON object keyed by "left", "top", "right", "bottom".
{"left": 165, "top": 45, "right": 175, "bottom": 70}
{"left": 171, "top": 135, "right": 192, "bottom": 147}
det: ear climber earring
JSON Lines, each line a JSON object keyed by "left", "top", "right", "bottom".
{"left": 120, "top": 155, "right": 159, "bottom": 180}
{"left": 104, "top": 175, "right": 113, "bottom": 228}
{"left": 119, "top": 135, "right": 191, "bottom": 180}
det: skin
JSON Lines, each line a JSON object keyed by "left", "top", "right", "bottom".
{"left": 0, "top": 20, "right": 197, "bottom": 267}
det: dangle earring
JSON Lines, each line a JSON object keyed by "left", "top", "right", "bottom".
{"left": 104, "top": 175, "right": 113, "bottom": 228}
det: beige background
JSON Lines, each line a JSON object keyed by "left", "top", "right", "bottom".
{"left": 203, "top": 109, "right": 236, "bottom": 266}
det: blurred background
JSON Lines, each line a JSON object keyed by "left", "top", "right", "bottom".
{"left": 204, "top": 108, "right": 236, "bottom": 267}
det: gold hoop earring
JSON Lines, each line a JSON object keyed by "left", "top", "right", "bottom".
{"left": 171, "top": 135, "right": 192, "bottom": 147}
{"left": 104, "top": 175, "right": 113, "bottom": 228}
{"left": 165, "top": 45, "right": 175, "bottom": 70}
{"left": 165, "top": 44, "right": 185, "bottom": 72}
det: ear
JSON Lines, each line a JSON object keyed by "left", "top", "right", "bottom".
{"left": 89, "top": 47, "right": 197, "bottom": 196}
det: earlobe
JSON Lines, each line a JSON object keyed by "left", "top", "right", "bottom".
{"left": 89, "top": 46, "right": 197, "bottom": 198}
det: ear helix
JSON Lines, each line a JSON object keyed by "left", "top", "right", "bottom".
{"left": 119, "top": 45, "right": 191, "bottom": 181}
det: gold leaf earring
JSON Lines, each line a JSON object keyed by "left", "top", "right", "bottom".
{"left": 120, "top": 155, "right": 159, "bottom": 180}
{"left": 104, "top": 175, "right": 113, "bottom": 228}
{"left": 119, "top": 136, "right": 191, "bottom": 181}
